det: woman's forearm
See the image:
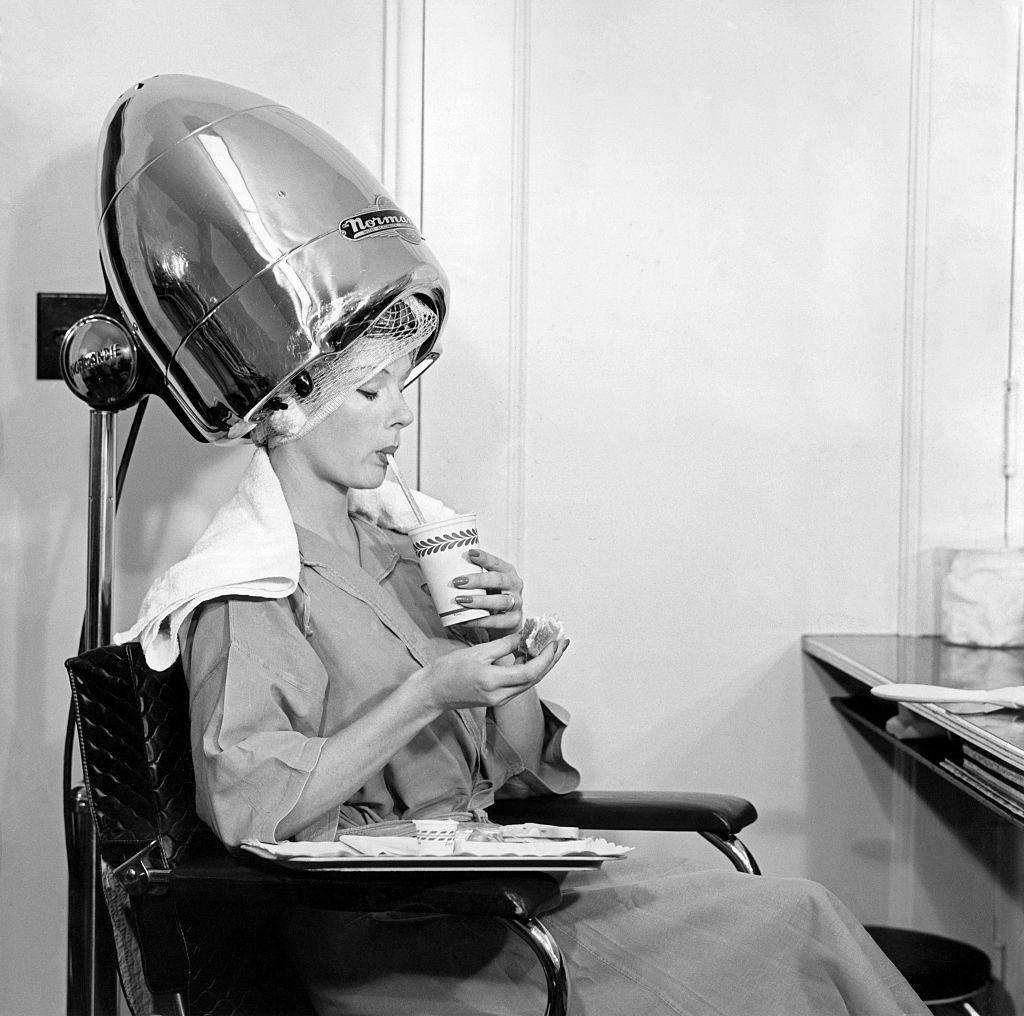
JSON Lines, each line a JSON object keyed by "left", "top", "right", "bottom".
{"left": 276, "top": 634, "right": 555, "bottom": 840}
{"left": 490, "top": 688, "right": 544, "bottom": 772}
{"left": 276, "top": 669, "right": 441, "bottom": 840}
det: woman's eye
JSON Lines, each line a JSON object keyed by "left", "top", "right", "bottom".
{"left": 358, "top": 389, "right": 380, "bottom": 401}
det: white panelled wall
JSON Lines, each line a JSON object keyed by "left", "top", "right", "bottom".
{"left": 419, "top": 0, "right": 1024, "bottom": 1009}
{"left": 1, "top": 1, "right": 1022, "bottom": 1013}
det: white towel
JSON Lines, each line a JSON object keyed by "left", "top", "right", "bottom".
{"left": 115, "top": 448, "right": 457, "bottom": 671}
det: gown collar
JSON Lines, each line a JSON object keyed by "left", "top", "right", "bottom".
{"left": 295, "top": 519, "right": 436, "bottom": 667}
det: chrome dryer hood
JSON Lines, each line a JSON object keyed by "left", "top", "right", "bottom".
{"left": 90, "top": 73, "right": 448, "bottom": 441}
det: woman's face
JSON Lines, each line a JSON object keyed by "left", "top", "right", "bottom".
{"left": 291, "top": 354, "right": 415, "bottom": 490}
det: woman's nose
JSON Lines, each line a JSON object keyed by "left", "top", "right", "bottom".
{"left": 391, "top": 392, "right": 415, "bottom": 429}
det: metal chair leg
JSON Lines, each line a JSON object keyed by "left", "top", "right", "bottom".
{"left": 151, "top": 992, "right": 187, "bottom": 1016}
{"left": 699, "top": 832, "right": 761, "bottom": 874}
{"left": 505, "top": 916, "right": 570, "bottom": 1016}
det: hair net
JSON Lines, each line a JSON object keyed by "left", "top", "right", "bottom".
{"left": 246, "top": 295, "right": 437, "bottom": 448}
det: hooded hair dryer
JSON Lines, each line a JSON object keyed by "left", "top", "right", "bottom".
{"left": 61, "top": 73, "right": 448, "bottom": 441}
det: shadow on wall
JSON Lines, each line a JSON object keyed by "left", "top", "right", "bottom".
{"left": 803, "top": 654, "right": 1001, "bottom": 920}
{"left": 672, "top": 641, "right": 819, "bottom": 876}
{"left": 802, "top": 656, "right": 904, "bottom": 914}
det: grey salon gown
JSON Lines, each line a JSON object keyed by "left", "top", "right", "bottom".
{"left": 180, "top": 517, "right": 929, "bottom": 1016}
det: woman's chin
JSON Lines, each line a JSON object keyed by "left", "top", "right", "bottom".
{"left": 347, "top": 472, "right": 388, "bottom": 491}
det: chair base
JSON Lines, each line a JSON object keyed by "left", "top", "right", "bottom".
{"left": 864, "top": 925, "right": 990, "bottom": 1010}
{"left": 505, "top": 916, "right": 570, "bottom": 1016}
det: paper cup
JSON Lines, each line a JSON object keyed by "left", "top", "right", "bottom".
{"left": 409, "top": 513, "right": 490, "bottom": 627}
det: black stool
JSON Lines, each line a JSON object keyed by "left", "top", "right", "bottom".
{"left": 865, "top": 926, "right": 991, "bottom": 1014}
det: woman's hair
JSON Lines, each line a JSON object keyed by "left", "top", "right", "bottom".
{"left": 248, "top": 295, "right": 437, "bottom": 448}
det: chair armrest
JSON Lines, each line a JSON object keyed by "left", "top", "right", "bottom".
{"left": 488, "top": 791, "right": 757, "bottom": 836}
{"left": 167, "top": 851, "right": 563, "bottom": 921}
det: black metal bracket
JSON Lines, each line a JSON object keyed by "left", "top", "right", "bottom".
{"left": 113, "top": 841, "right": 172, "bottom": 896}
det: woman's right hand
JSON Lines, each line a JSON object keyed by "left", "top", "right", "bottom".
{"left": 416, "top": 632, "right": 568, "bottom": 712}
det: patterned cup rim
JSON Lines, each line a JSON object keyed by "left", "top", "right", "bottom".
{"left": 412, "top": 526, "right": 479, "bottom": 558}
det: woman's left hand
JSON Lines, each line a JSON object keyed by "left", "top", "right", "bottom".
{"left": 451, "top": 548, "right": 524, "bottom": 637}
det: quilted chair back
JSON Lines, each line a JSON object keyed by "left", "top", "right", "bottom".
{"left": 66, "top": 643, "right": 314, "bottom": 1016}
{"left": 67, "top": 641, "right": 211, "bottom": 869}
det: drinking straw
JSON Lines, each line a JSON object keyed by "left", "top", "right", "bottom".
{"left": 386, "top": 453, "right": 427, "bottom": 526}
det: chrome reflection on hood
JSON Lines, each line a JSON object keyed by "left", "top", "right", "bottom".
{"left": 96, "top": 74, "right": 448, "bottom": 442}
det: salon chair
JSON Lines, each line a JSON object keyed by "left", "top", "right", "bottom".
{"left": 66, "top": 641, "right": 761, "bottom": 1016}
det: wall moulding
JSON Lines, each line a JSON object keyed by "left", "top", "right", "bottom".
{"left": 899, "top": 0, "right": 933, "bottom": 639}
{"left": 382, "top": 0, "right": 427, "bottom": 486}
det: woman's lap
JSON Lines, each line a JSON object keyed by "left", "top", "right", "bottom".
{"left": 283, "top": 853, "right": 928, "bottom": 1016}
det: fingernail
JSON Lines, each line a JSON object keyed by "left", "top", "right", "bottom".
{"left": 453, "top": 576, "right": 468, "bottom": 587}
{"left": 454, "top": 595, "right": 474, "bottom": 605}
{"left": 559, "top": 639, "right": 571, "bottom": 652}
{"left": 467, "top": 549, "right": 481, "bottom": 559}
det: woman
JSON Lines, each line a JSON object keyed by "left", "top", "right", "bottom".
{"left": 124, "top": 296, "right": 927, "bottom": 1015}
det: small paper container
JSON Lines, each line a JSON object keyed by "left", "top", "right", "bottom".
{"left": 409, "top": 513, "right": 489, "bottom": 627}
{"left": 413, "top": 819, "right": 459, "bottom": 856}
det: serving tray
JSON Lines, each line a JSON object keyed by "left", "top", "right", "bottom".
{"left": 241, "top": 842, "right": 611, "bottom": 873}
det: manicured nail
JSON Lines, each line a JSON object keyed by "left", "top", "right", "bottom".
{"left": 454, "top": 595, "right": 474, "bottom": 605}
{"left": 467, "top": 549, "right": 481, "bottom": 559}
{"left": 453, "top": 576, "right": 468, "bottom": 587}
